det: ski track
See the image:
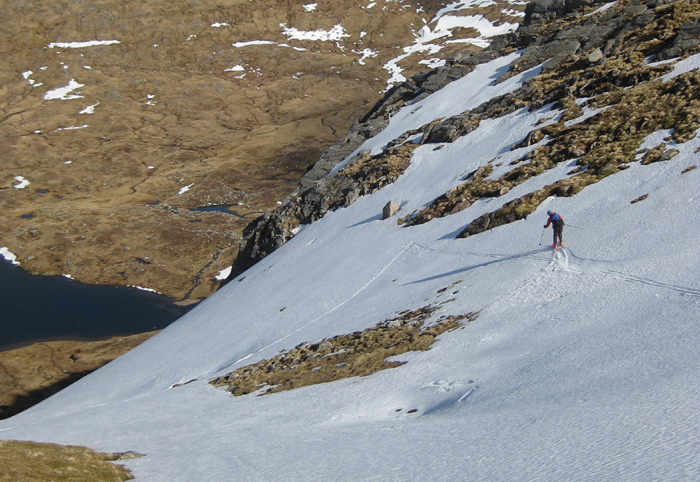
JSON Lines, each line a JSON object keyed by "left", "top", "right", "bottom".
{"left": 563, "top": 248, "right": 700, "bottom": 296}
{"left": 217, "top": 243, "right": 415, "bottom": 375}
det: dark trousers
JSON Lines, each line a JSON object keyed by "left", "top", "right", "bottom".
{"left": 553, "top": 225, "right": 563, "bottom": 245}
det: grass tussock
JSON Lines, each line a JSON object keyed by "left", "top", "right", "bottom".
{"left": 211, "top": 306, "right": 477, "bottom": 397}
{"left": 0, "top": 440, "right": 139, "bottom": 482}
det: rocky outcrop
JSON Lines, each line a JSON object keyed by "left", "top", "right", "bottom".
{"left": 224, "top": 145, "right": 417, "bottom": 282}
{"left": 401, "top": 0, "right": 700, "bottom": 234}
{"left": 658, "top": 16, "right": 700, "bottom": 59}
{"left": 211, "top": 305, "right": 476, "bottom": 397}
{"left": 225, "top": 0, "right": 700, "bottom": 281}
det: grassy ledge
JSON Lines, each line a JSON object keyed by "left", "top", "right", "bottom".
{"left": 211, "top": 305, "right": 477, "bottom": 397}
{"left": 0, "top": 440, "right": 141, "bottom": 482}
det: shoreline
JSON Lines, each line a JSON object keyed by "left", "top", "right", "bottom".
{"left": 0, "top": 258, "right": 198, "bottom": 349}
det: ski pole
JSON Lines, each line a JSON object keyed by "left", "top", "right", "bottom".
{"left": 567, "top": 224, "right": 584, "bottom": 230}
{"left": 539, "top": 227, "right": 545, "bottom": 245}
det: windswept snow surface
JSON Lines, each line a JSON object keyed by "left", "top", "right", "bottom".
{"left": 2, "top": 55, "right": 699, "bottom": 482}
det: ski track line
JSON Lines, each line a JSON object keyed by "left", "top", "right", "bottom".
{"left": 218, "top": 243, "right": 415, "bottom": 374}
{"left": 563, "top": 248, "right": 700, "bottom": 296}
{"left": 603, "top": 270, "right": 700, "bottom": 296}
{"left": 413, "top": 242, "right": 551, "bottom": 263}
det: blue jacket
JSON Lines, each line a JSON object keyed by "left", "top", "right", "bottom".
{"left": 545, "top": 213, "right": 563, "bottom": 228}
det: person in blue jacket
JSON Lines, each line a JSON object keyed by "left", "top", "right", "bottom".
{"left": 544, "top": 210, "right": 564, "bottom": 248}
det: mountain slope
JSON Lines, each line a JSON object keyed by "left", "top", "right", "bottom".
{"left": 0, "top": 0, "right": 524, "bottom": 298}
{"left": 1, "top": 0, "right": 699, "bottom": 480}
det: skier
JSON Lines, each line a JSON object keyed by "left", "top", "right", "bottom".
{"left": 544, "top": 210, "right": 564, "bottom": 250}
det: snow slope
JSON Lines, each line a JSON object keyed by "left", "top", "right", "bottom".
{"left": 1, "top": 54, "right": 699, "bottom": 481}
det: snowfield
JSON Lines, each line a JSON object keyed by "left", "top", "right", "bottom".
{"left": 1, "top": 54, "right": 699, "bottom": 481}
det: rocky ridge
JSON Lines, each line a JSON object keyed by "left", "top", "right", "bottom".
{"left": 226, "top": 0, "right": 700, "bottom": 278}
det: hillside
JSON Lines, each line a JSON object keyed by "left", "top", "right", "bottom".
{"left": 0, "top": 0, "right": 524, "bottom": 299}
{"left": 1, "top": 0, "right": 699, "bottom": 480}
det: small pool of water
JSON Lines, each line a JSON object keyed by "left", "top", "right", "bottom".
{"left": 190, "top": 205, "right": 245, "bottom": 218}
{"left": 0, "top": 260, "right": 197, "bottom": 351}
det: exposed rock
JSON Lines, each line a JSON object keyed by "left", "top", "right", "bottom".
{"left": 451, "top": 200, "right": 472, "bottom": 214}
{"left": 641, "top": 144, "right": 667, "bottom": 164}
{"left": 524, "top": 0, "right": 604, "bottom": 25}
{"left": 224, "top": 0, "right": 700, "bottom": 281}
{"left": 588, "top": 47, "right": 605, "bottom": 63}
{"left": 383, "top": 201, "right": 400, "bottom": 219}
{"left": 108, "top": 451, "right": 146, "bottom": 461}
{"left": 211, "top": 305, "right": 477, "bottom": 397}
{"left": 225, "top": 145, "right": 417, "bottom": 282}
{"left": 657, "top": 16, "right": 700, "bottom": 59}
{"left": 513, "top": 129, "right": 545, "bottom": 149}
{"left": 425, "top": 123, "right": 459, "bottom": 143}
{"left": 659, "top": 149, "right": 680, "bottom": 162}
{"left": 569, "top": 147, "right": 586, "bottom": 158}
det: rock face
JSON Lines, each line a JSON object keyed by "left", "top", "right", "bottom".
{"left": 225, "top": 144, "right": 417, "bottom": 282}
{"left": 225, "top": 0, "right": 700, "bottom": 277}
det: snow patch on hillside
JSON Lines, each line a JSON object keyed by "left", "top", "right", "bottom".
{"left": 13, "top": 176, "right": 30, "bottom": 189}
{"left": 0, "top": 247, "right": 20, "bottom": 266}
{"left": 79, "top": 102, "right": 100, "bottom": 114}
{"left": 383, "top": 0, "right": 520, "bottom": 86}
{"left": 44, "top": 79, "right": 84, "bottom": 101}
{"left": 280, "top": 23, "right": 350, "bottom": 42}
{"left": 233, "top": 40, "right": 276, "bottom": 48}
{"left": 48, "top": 40, "right": 120, "bottom": 49}
{"left": 178, "top": 184, "right": 193, "bottom": 195}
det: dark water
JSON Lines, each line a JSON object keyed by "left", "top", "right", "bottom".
{"left": 0, "top": 260, "right": 197, "bottom": 351}
{"left": 189, "top": 205, "right": 245, "bottom": 218}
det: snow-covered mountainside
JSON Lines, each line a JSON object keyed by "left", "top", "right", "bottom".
{"left": 2, "top": 0, "right": 699, "bottom": 480}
